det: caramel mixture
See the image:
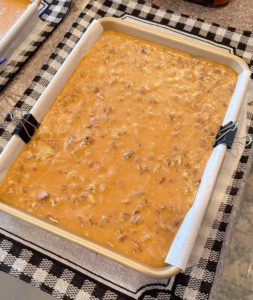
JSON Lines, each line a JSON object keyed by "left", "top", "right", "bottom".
{"left": 0, "top": 0, "right": 30, "bottom": 39}
{"left": 0, "top": 31, "right": 237, "bottom": 267}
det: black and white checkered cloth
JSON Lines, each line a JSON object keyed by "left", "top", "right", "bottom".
{"left": 0, "top": 0, "right": 71, "bottom": 91}
{"left": 0, "top": 0, "right": 253, "bottom": 299}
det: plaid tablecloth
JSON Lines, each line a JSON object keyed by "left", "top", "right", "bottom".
{"left": 0, "top": 0, "right": 253, "bottom": 299}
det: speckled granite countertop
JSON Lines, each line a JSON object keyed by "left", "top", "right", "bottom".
{"left": 0, "top": 0, "right": 252, "bottom": 299}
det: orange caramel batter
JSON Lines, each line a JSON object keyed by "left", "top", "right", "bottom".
{"left": 0, "top": 31, "right": 237, "bottom": 267}
{"left": 0, "top": 0, "right": 30, "bottom": 39}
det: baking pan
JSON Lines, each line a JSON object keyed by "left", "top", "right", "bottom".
{"left": 0, "top": 0, "right": 40, "bottom": 71}
{"left": 0, "top": 17, "right": 250, "bottom": 278}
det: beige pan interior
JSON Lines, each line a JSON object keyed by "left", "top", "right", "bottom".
{"left": 0, "top": 30, "right": 237, "bottom": 267}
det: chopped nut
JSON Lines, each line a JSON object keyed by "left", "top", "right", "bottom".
{"left": 25, "top": 151, "right": 34, "bottom": 159}
{"left": 60, "top": 183, "right": 68, "bottom": 191}
{"left": 159, "top": 177, "right": 166, "bottom": 184}
{"left": 49, "top": 198, "right": 59, "bottom": 207}
{"left": 195, "top": 115, "right": 205, "bottom": 124}
{"left": 182, "top": 170, "right": 189, "bottom": 178}
{"left": 172, "top": 144, "right": 179, "bottom": 151}
{"left": 132, "top": 240, "right": 143, "bottom": 253}
{"left": 87, "top": 193, "right": 96, "bottom": 204}
{"left": 199, "top": 138, "right": 208, "bottom": 149}
{"left": 101, "top": 214, "right": 111, "bottom": 222}
{"left": 135, "top": 158, "right": 150, "bottom": 173}
{"left": 107, "top": 140, "right": 117, "bottom": 152}
{"left": 171, "top": 129, "right": 180, "bottom": 137}
{"left": 103, "top": 106, "right": 113, "bottom": 114}
{"left": 118, "top": 95, "right": 125, "bottom": 101}
{"left": 46, "top": 214, "right": 58, "bottom": 224}
{"left": 137, "top": 85, "right": 150, "bottom": 94}
{"left": 140, "top": 233, "right": 151, "bottom": 242}
{"left": 83, "top": 136, "right": 94, "bottom": 145}
{"left": 85, "top": 216, "right": 95, "bottom": 225}
{"left": 107, "top": 76, "right": 117, "bottom": 85}
{"left": 194, "top": 178, "right": 201, "bottom": 186}
{"left": 192, "top": 165, "right": 200, "bottom": 175}
{"left": 38, "top": 191, "right": 49, "bottom": 200}
{"left": 159, "top": 222, "right": 169, "bottom": 231}
{"left": 67, "top": 170, "right": 77, "bottom": 179}
{"left": 201, "top": 103, "right": 213, "bottom": 113}
{"left": 108, "top": 46, "right": 116, "bottom": 54}
{"left": 117, "top": 232, "right": 127, "bottom": 242}
{"left": 213, "top": 67, "right": 221, "bottom": 74}
{"left": 77, "top": 216, "right": 85, "bottom": 227}
{"left": 17, "top": 165, "right": 24, "bottom": 172}
{"left": 107, "top": 241, "right": 114, "bottom": 248}
{"left": 137, "top": 198, "right": 148, "bottom": 207}
{"left": 77, "top": 215, "right": 95, "bottom": 226}
{"left": 226, "top": 82, "right": 235, "bottom": 93}
{"left": 66, "top": 135, "right": 74, "bottom": 146}
{"left": 87, "top": 183, "right": 95, "bottom": 192}
{"left": 154, "top": 208, "right": 161, "bottom": 215}
{"left": 159, "top": 204, "right": 168, "bottom": 210}
{"left": 184, "top": 186, "right": 192, "bottom": 195}
{"left": 123, "top": 149, "right": 135, "bottom": 159}
{"left": 91, "top": 85, "right": 99, "bottom": 93}
{"left": 79, "top": 191, "right": 88, "bottom": 200}
{"left": 95, "top": 93, "right": 104, "bottom": 100}
{"left": 167, "top": 111, "right": 178, "bottom": 121}
{"left": 70, "top": 195, "right": 78, "bottom": 203}
{"left": 146, "top": 96, "right": 158, "bottom": 104}
{"left": 133, "top": 208, "right": 140, "bottom": 215}
{"left": 120, "top": 211, "right": 130, "bottom": 220}
{"left": 112, "top": 127, "right": 127, "bottom": 139}
{"left": 130, "top": 188, "right": 145, "bottom": 197}
{"left": 97, "top": 183, "right": 106, "bottom": 192}
{"left": 85, "top": 123, "right": 93, "bottom": 129}
{"left": 165, "top": 156, "right": 182, "bottom": 167}
{"left": 70, "top": 182, "right": 79, "bottom": 190}
{"left": 121, "top": 198, "right": 130, "bottom": 205}
{"left": 21, "top": 187, "right": 27, "bottom": 194}
{"left": 87, "top": 159, "right": 101, "bottom": 169}
{"left": 7, "top": 188, "right": 14, "bottom": 195}
{"left": 129, "top": 214, "right": 143, "bottom": 224}
{"left": 140, "top": 45, "right": 147, "bottom": 54}
{"left": 173, "top": 218, "right": 180, "bottom": 226}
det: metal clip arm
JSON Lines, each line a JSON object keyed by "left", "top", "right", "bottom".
{"left": 213, "top": 121, "right": 238, "bottom": 149}
{"left": 12, "top": 113, "right": 40, "bottom": 144}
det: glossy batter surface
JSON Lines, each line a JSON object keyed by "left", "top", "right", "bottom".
{"left": 0, "top": 0, "right": 29, "bottom": 39}
{"left": 0, "top": 31, "right": 237, "bottom": 267}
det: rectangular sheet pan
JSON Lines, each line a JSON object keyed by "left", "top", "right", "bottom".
{"left": 0, "top": 0, "right": 40, "bottom": 71}
{"left": 0, "top": 17, "right": 250, "bottom": 278}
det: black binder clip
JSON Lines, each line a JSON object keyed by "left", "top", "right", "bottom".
{"left": 213, "top": 121, "right": 238, "bottom": 149}
{"left": 12, "top": 113, "right": 40, "bottom": 144}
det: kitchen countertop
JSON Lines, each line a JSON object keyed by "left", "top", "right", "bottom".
{"left": 0, "top": 0, "right": 252, "bottom": 299}
{"left": 153, "top": 0, "right": 253, "bottom": 31}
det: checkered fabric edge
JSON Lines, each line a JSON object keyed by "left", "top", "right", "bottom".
{"left": 0, "top": 0, "right": 71, "bottom": 91}
{"left": 40, "top": 0, "right": 72, "bottom": 25}
{"left": 0, "top": 0, "right": 253, "bottom": 299}
{"left": 0, "top": 229, "right": 133, "bottom": 300}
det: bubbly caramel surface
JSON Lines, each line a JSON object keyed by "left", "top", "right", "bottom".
{"left": 0, "top": 31, "right": 237, "bottom": 267}
{"left": 0, "top": 0, "right": 30, "bottom": 39}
